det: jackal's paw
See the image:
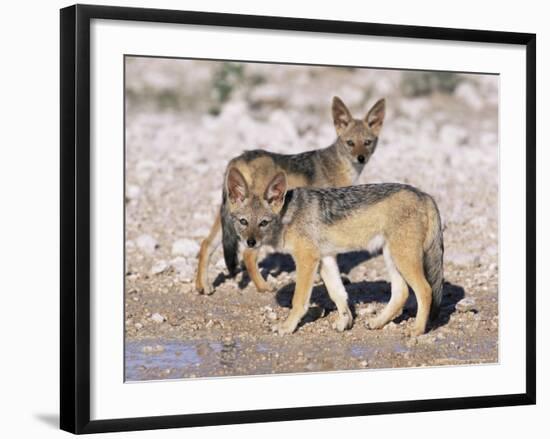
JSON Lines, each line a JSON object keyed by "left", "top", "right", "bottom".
{"left": 366, "top": 316, "right": 385, "bottom": 330}
{"left": 195, "top": 281, "right": 214, "bottom": 296}
{"left": 408, "top": 325, "right": 426, "bottom": 337}
{"left": 255, "top": 281, "right": 274, "bottom": 293}
{"left": 271, "top": 319, "right": 298, "bottom": 335}
{"left": 332, "top": 312, "right": 353, "bottom": 332}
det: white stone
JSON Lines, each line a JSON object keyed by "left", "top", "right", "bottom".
{"left": 126, "top": 184, "right": 141, "bottom": 200}
{"left": 171, "top": 239, "right": 200, "bottom": 257}
{"left": 456, "top": 297, "right": 477, "bottom": 313}
{"left": 170, "top": 257, "right": 195, "bottom": 282}
{"left": 439, "top": 124, "right": 469, "bottom": 147}
{"left": 446, "top": 249, "right": 477, "bottom": 266}
{"left": 142, "top": 344, "right": 164, "bottom": 353}
{"left": 136, "top": 234, "right": 157, "bottom": 254}
{"left": 150, "top": 313, "right": 166, "bottom": 323}
{"left": 151, "top": 260, "right": 169, "bottom": 275}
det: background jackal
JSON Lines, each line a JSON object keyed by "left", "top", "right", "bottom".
{"left": 196, "top": 97, "right": 386, "bottom": 294}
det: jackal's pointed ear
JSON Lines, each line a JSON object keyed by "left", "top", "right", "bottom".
{"left": 226, "top": 167, "right": 249, "bottom": 205}
{"left": 365, "top": 98, "right": 386, "bottom": 136}
{"left": 264, "top": 172, "right": 287, "bottom": 206}
{"left": 332, "top": 96, "right": 353, "bottom": 136}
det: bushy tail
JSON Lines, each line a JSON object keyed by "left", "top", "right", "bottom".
{"left": 220, "top": 200, "right": 240, "bottom": 277}
{"left": 424, "top": 198, "right": 444, "bottom": 321}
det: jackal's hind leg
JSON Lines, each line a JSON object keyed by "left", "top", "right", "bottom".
{"left": 375, "top": 243, "right": 431, "bottom": 335}
{"left": 367, "top": 245, "right": 409, "bottom": 330}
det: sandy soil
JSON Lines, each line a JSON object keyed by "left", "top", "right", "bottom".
{"left": 124, "top": 58, "right": 499, "bottom": 380}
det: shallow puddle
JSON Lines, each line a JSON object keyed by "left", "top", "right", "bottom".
{"left": 126, "top": 333, "right": 497, "bottom": 381}
{"left": 125, "top": 340, "right": 228, "bottom": 381}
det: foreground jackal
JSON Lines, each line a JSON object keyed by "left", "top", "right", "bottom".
{"left": 224, "top": 169, "right": 444, "bottom": 336}
{"left": 196, "top": 97, "right": 386, "bottom": 294}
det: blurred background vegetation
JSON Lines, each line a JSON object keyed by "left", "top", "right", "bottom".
{"left": 125, "top": 58, "right": 492, "bottom": 118}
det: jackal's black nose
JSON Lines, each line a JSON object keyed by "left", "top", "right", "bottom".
{"left": 357, "top": 155, "right": 365, "bottom": 163}
{"left": 246, "top": 238, "right": 256, "bottom": 248}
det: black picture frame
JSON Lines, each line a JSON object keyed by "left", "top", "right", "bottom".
{"left": 60, "top": 4, "right": 536, "bottom": 434}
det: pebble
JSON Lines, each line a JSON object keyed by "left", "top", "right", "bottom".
{"left": 150, "top": 313, "right": 166, "bottom": 323}
{"left": 418, "top": 334, "right": 436, "bottom": 345}
{"left": 170, "top": 257, "right": 195, "bottom": 282}
{"left": 439, "top": 124, "right": 469, "bottom": 147}
{"left": 222, "top": 336, "right": 236, "bottom": 347}
{"left": 446, "top": 249, "right": 477, "bottom": 266}
{"left": 359, "top": 360, "right": 369, "bottom": 368}
{"left": 126, "top": 184, "right": 141, "bottom": 200}
{"left": 267, "top": 311, "right": 278, "bottom": 321}
{"left": 172, "top": 239, "right": 200, "bottom": 257}
{"left": 136, "top": 234, "right": 158, "bottom": 254}
{"left": 365, "top": 304, "right": 378, "bottom": 315}
{"left": 151, "top": 260, "right": 169, "bottom": 275}
{"left": 142, "top": 344, "right": 164, "bottom": 353}
{"left": 456, "top": 297, "right": 477, "bottom": 313}
{"left": 134, "top": 322, "right": 143, "bottom": 330}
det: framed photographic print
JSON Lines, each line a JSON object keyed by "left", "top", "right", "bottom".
{"left": 60, "top": 4, "right": 536, "bottom": 434}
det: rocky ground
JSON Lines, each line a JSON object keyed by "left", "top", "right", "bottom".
{"left": 124, "top": 57, "right": 499, "bottom": 381}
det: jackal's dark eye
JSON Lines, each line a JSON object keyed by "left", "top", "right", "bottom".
{"left": 239, "top": 218, "right": 248, "bottom": 226}
{"left": 364, "top": 139, "right": 372, "bottom": 146}
{"left": 258, "top": 219, "right": 269, "bottom": 228}
{"left": 346, "top": 140, "right": 354, "bottom": 147}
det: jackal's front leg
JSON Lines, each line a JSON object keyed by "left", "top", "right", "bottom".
{"left": 273, "top": 250, "right": 319, "bottom": 335}
{"left": 243, "top": 248, "right": 272, "bottom": 292}
{"left": 320, "top": 256, "right": 353, "bottom": 332}
{"left": 195, "top": 212, "right": 222, "bottom": 295}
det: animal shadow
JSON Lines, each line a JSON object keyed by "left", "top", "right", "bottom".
{"left": 235, "top": 252, "right": 296, "bottom": 289}
{"left": 237, "top": 250, "right": 373, "bottom": 289}
{"left": 212, "top": 271, "right": 233, "bottom": 288}
{"left": 336, "top": 250, "right": 374, "bottom": 275}
{"left": 275, "top": 278, "right": 465, "bottom": 331}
